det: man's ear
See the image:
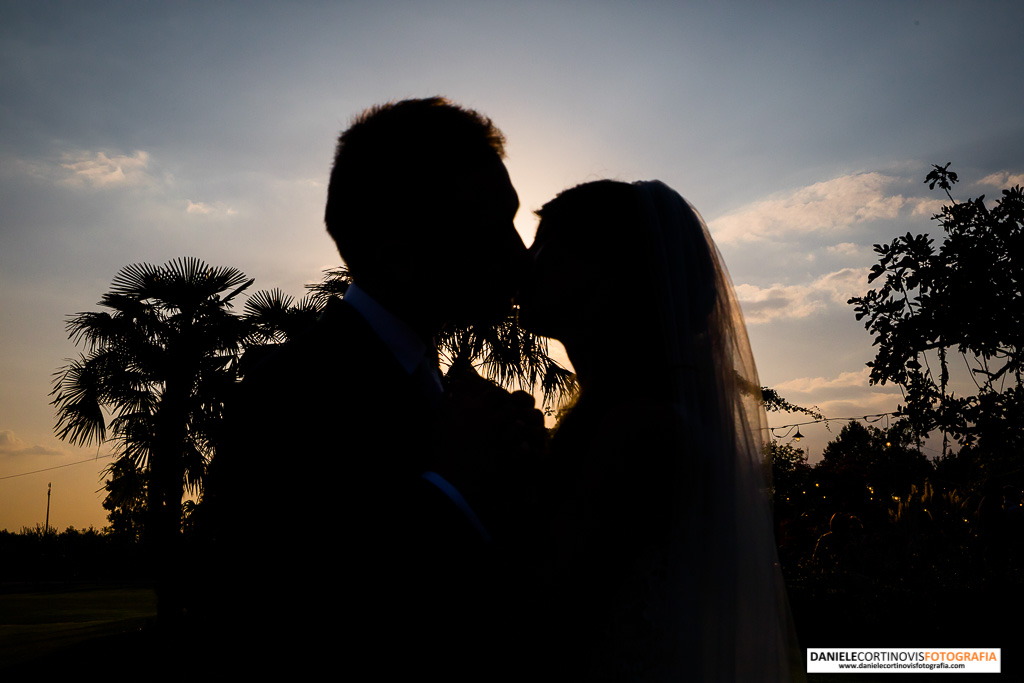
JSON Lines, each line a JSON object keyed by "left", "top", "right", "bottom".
{"left": 362, "top": 229, "right": 440, "bottom": 287}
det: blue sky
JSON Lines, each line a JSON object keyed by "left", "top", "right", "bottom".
{"left": 2, "top": 1, "right": 1022, "bottom": 530}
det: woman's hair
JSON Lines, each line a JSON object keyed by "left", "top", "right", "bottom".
{"left": 536, "top": 179, "right": 719, "bottom": 349}
{"left": 540, "top": 179, "right": 791, "bottom": 679}
{"left": 536, "top": 180, "right": 639, "bottom": 242}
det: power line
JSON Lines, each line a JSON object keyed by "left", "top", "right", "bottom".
{"left": 0, "top": 454, "right": 114, "bottom": 480}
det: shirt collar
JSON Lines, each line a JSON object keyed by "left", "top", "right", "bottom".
{"left": 342, "top": 283, "right": 429, "bottom": 375}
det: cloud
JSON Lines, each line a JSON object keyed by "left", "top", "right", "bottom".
{"left": 59, "top": 150, "right": 151, "bottom": 188}
{"left": 186, "top": 199, "right": 237, "bottom": 216}
{"left": 908, "top": 197, "right": 946, "bottom": 217}
{"left": 774, "top": 367, "right": 873, "bottom": 394}
{"left": 0, "top": 430, "right": 62, "bottom": 457}
{"left": 735, "top": 267, "right": 869, "bottom": 324}
{"left": 977, "top": 171, "right": 1024, "bottom": 188}
{"left": 824, "top": 242, "right": 862, "bottom": 257}
{"left": 0, "top": 430, "right": 21, "bottom": 450}
{"left": 812, "top": 392, "right": 903, "bottom": 424}
{"left": 769, "top": 368, "right": 903, "bottom": 424}
{"left": 710, "top": 173, "right": 906, "bottom": 243}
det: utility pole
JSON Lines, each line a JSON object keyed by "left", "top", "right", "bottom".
{"left": 45, "top": 482, "right": 51, "bottom": 534}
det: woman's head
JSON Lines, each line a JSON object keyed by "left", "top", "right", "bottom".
{"left": 520, "top": 181, "right": 650, "bottom": 343}
{"left": 520, "top": 180, "right": 718, "bottom": 350}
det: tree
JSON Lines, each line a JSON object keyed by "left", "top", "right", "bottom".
{"left": 242, "top": 287, "right": 322, "bottom": 346}
{"left": 51, "top": 257, "right": 252, "bottom": 624}
{"left": 815, "top": 420, "right": 932, "bottom": 518}
{"left": 101, "top": 458, "right": 149, "bottom": 543}
{"left": 850, "top": 165, "right": 1024, "bottom": 459}
{"left": 304, "top": 266, "right": 578, "bottom": 412}
{"left": 767, "top": 440, "right": 812, "bottom": 513}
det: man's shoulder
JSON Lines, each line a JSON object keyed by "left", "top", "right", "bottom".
{"left": 241, "top": 298, "right": 384, "bottom": 389}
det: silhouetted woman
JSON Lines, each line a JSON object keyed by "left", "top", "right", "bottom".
{"left": 519, "top": 180, "right": 799, "bottom": 681}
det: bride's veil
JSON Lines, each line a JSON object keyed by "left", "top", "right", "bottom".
{"left": 634, "top": 180, "right": 799, "bottom": 681}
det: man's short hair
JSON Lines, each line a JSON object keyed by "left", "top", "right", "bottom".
{"left": 324, "top": 97, "right": 506, "bottom": 273}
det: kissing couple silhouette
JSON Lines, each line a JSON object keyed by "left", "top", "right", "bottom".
{"left": 214, "top": 97, "right": 799, "bottom": 682}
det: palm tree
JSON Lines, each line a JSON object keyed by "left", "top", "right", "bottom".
{"left": 51, "top": 257, "right": 253, "bottom": 625}
{"left": 241, "top": 287, "right": 321, "bottom": 345}
{"left": 304, "top": 266, "right": 577, "bottom": 411}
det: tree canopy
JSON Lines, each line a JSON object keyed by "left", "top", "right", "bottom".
{"left": 849, "top": 164, "right": 1024, "bottom": 457}
{"left": 51, "top": 257, "right": 253, "bottom": 622}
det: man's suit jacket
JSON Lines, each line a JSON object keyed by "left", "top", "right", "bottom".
{"left": 212, "top": 298, "right": 500, "bottom": 676}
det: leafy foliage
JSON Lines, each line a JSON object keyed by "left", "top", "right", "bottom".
{"left": 242, "top": 288, "right": 320, "bottom": 345}
{"left": 767, "top": 440, "right": 812, "bottom": 517}
{"left": 304, "top": 265, "right": 352, "bottom": 305}
{"left": 102, "top": 458, "right": 149, "bottom": 543}
{"left": 849, "top": 165, "right": 1024, "bottom": 455}
{"left": 816, "top": 421, "right": 932, "bottom": 508}
{"left": 761, "top": 386, "right": 824, "bottom": 420}
{"left": 301, "top": 266, "right": 578, "bottom": 412}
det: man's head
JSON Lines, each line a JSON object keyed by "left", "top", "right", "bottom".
{"left": 325, "top": 97, "right": 525, "bottom": 331}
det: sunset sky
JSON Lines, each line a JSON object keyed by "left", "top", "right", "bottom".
{"left": 2, "top": 1, "right": 1023, "bottom": 531}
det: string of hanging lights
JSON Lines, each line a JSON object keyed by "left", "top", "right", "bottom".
{"left": 769, "top": 411, "right": 899, "bottom": 442}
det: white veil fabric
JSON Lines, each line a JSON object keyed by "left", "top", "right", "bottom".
{"left": 632, "top": 180, "right": 800, "bottom": 681}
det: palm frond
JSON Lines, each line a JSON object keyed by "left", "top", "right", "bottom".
{"left": 109, "top": 261, "right": 164, "bottom": 299}
{"left": 292, "top": 293, "right": 324, "bottom": 315}
{"left": 244, "top": 288, "right": 322, "bottom": 343}
{"left": 66, "top": 308, "right": 153, "bottom": 351}
{"left": 220, "top": 277, "right": 255, "bottom": 307}
{"left": 305, "top": 266, "right": 352, "bottom": 306}
{"left": 245, "top": 288, "right": 295, "bottom": 318}
{"left": 539, "top": 358, "right": 579, "bottom": 410}
{"left": 104, "top": 376, "right": 159, "bottom": 416}
{"left": 438, "top": 311, "right": 577, "bottom": 411}
{"left": 50, "top": 354, "right": 108, "bottom": 446}
{"left": 111, "top": 412, "right": 157, "bottom": 468}
{"left": 181, "top": 440, "right": 207, "bottom": 496}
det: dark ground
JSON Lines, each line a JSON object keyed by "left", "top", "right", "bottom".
{"left": 0, "top": 583, "right": 157, "bottom": 674}
{"left": 1, "top": 581, "right": 1018, "bottom": 680}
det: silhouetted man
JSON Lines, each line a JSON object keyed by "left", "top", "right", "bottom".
{"left": 215, "top": 98, "right": 530, "bottom": 677}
